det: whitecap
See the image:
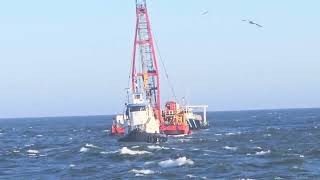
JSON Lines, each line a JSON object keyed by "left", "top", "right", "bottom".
{"left": 171, "top": 147, "right": 184, "bottom": 151}
{"left": 85, "top": 143, "right": 100, "bottom": 149}
{"left": 103, "top": 129, "right": 110, "bottom": 132}
{"left": 25, "top": 144, "right": 34, "bottom": 147}
{"left": 225, "top": 132, "right": 241, "bottom": 136}
{"left": 80, "top": 147, "right": 89, "bottom": 153}
{"left": 130, "top": 169, "right": 155, "bottom": 175}
{"left": 131, "top": 146, "right": 140, "bottom": 149}
{"left": 170, "top": 134, "right": 186, "bottom": 138}
{"left": 100, "top": 150, "right": 118, "bottom": 155}
{"left": 144, "top": 161, "right": 155, "bottom": 165}
{"left": 148, "top": 145, "right": 169, "bottom": 150}
{"left": 120, "top": 147, "right": 151, "bottom": 155}
{"left": 13, "top": 150, "right": 20, "bottom": 153}
{"left": 226, "top": 132, "right": 236, "bottom": 136}
{"left": 255, "top": 150, "right": 271, "bottom": 155}
{"left": 187, "top": 174, "right": 198, "bottom": 178}
{"left": 253, "top": 146, "right": 262, "bottom": 150}
{"left": 223, "top": 146, "right": 238, "bottom": 151}
{"left": 158, "top": 157, "right": 194, "bottom": 168}
{"left": 299, "top": 154, "right": 305, "bottom": 158}
{"left": 69, "top": 164, "right": 76, "bottom": 167}
{"left": 27, "top": 149, "right": 40, "bottom": 154}
{"left": 215, "top": 133, "right": 222, "bottom": 136}
{"left": 36, "top": 135, "right": 43, "bottom": 137}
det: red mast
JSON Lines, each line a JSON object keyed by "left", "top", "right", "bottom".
{"left": 131, "top": 0, "right": 162, "bottom": 122}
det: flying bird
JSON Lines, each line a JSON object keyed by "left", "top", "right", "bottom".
{"left": 242, "top": 19, "right": 263, "bottom": 28}
{"left": 201, "top": 10, "right": 209, "bottom": 15}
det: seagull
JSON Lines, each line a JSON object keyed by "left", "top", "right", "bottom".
{"left": 201, "top": 10, "right": 209, "bottom": 15}
{"left": 242, "top": 19, "right": 263, "bottom": 28}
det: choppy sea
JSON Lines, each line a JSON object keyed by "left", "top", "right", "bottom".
{"left": 0, "top": 108, "right": 320, "bottom": 179}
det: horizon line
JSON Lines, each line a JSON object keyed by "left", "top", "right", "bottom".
{"left": 1, "top": 107, "right": 319, "bottom": 120}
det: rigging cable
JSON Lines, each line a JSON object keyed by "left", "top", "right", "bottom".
{"left": 153, "top": 35, "right": 177, "bottom": 101}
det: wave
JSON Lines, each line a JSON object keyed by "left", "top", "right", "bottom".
{"left": 187, "top": 174, "right": 198, "bottom": 178}
{"left": 80, "top": 147, "right": 89, "bottom": 153}
{"left": 170, "top": 134, "right": 186, "bottom": 138}
{"left": 100, "top": 150, "right": 118, "bottom": 155}
{"left": 130, "top": 169, "right": 155, "bottom": 176}
{"left": 158, "top": 157, "right": 194, "bottom": 168}
{"left": 255, "top": 150, "right": 271, "bottom": 155}
{"left": 85, "top": 143, "right": 100, "bottom": 149}
{"left": 225, "top": 132, "right": 242, "bottom": 136}
{"left": 27, "top": 149, "right": 40, "bottom": 154}
{"left": 36, "top": 134, "right": 43, "bottom": 137}
{"left": 120, "top": 147, "right": 151, "bottom": 155}
{"left": 223, "top": 146, "right": 238, "bottom": 151}
{"left": 147, "top": 145, "right": 169, "bottom": 150}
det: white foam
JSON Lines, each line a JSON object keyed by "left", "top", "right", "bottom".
{"left": 148, "top": 145, "right": 169, "bottom": 150}
{"left": 255, "top": 150, "right": 271, "bottom": 155}
{"left": 85, "top": 143, "right": 100, "bottom": 149}
{"left": 225, "top": 132, "right": 241, "bottom": 136}
{"left": 103, "top": 129, "right": 110, "bottom": 132}
{"left": 130, "top": 169, "right": 155, "bottom": 175}
{"left": 144, "top": 161, "right": 155, "bottom": 165}
{"left": 131, "top": 146, "right": 140, "bottom": 149}
{"left": 25, "top": 144, "right": 34, "bottom": 147}
{"left": 215, "top": 133, "right": 222, "bottom": 136}
{"left": 171, "top": 147, "right": 184, "bottom": 151}
{"left": 36, "top": 135, "right": 43, "bottom": 137}
{"left": 13, "top": 150, "right": 20, "bottom": 153}
{"left": 27, "top": 149, "right": 40, "bottom": 154}
{"left": 299, "top": 154, "right": 305, "bottom": 158}
{"left": 158, "top": 157, "right": 194, "bottom": 168}
{"left": 187, "top": 174, "right": 198, "bottom": 178}
{"left": 80, "top": 147, "right": 89, "bottom": 153}
{"left": 223, "top": 146, "right": 238, "bottom": 151}
{"left": 170, "top": 134, "right": 186, "bottom": 138}
{"left": 254, "top": 146, "right": 262, "bottom": 150}
{"left": 100, "top": 150, "right": 117, "bottom": 155}
{"left": 69, "top": 164, "right": 76, "bottom": 168}
{"left": 120, "top": 147, "right": 151, "bottom": 155}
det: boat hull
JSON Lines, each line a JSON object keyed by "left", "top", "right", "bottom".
{"left": 160, "top": 124, "right": 191, "bottom": 135}
{"left": 111, "top": 125, "right": 125, "bottom": 136}
{"left": 118, "top": 129, "right": 167, "bottom": 143}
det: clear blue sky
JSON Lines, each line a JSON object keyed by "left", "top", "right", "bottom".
{"left": 0, "top": 0, "right": 319, "bottom": 118}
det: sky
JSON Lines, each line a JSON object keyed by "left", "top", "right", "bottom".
{"left": 0, "top": 0, "right": 319, "bottom": 118}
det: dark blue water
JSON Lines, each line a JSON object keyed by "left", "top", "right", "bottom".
{"left": 0, "top": 109, "right": 320, "bottom": 179}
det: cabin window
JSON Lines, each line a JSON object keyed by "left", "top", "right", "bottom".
{"left": 130, "top": 106, "right": 146, "bottom": 112}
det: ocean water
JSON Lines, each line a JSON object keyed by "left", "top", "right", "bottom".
{"left": 0, "top": 108, "right": 320, "bottom": 179}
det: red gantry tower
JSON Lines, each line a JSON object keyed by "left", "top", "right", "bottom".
{"left": 131, "top": 0, "right": 162, "bottom": 122}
